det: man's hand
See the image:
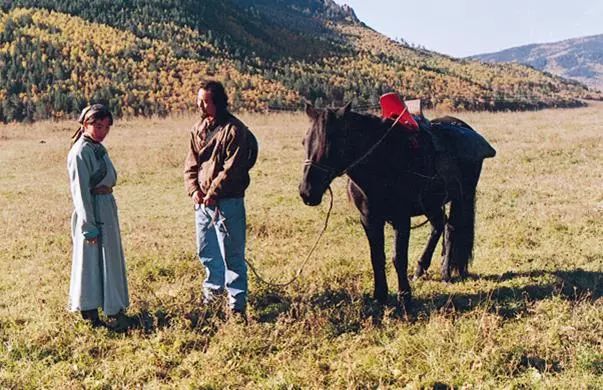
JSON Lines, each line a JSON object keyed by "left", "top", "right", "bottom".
{"left": 203, "top": 194, "right": 217, "bottom": 207}
{"left": 192, "top": 190, "right": 204, "bottom": 205}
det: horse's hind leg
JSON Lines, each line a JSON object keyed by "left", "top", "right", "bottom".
{"left": 360, "top": 216, "right": 388, "bottom": 304}
{"left": 414, "top": 208, "right": 446, "bottom": 280}
{"left": 440, "top": 222, "right": 454, "bottom": 282}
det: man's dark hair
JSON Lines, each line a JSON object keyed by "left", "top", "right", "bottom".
{"left": 199, "top": 80, "right": 229, "bottom": 114}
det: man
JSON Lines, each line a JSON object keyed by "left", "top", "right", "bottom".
{"left": 184, "top": 80, "right": 257, "bottom": 317}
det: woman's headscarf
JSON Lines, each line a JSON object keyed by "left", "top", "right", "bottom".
{"left": 71, "top": 104, "right": 113, "bottom": 145}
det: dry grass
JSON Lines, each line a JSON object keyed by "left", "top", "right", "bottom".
{"left": 0, "top": 104, "right": 602, "bottom": 388}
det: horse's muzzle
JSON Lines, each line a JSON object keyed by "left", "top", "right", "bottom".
{"left": 299, "top": 183, "right": 323, "bottom": 206}
{"left": 302, "top": 196, "right": 322, "bottom": 207}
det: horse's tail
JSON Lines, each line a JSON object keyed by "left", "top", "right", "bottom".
{"left": 448, "top": 160, "right": 482, "bottom": 277}
{"left": 449, "top": 191, "right": 476, "bottom": 276}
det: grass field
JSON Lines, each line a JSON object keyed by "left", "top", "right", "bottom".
{"left": 0, "top": 103, "right": 602, "bottom": 388}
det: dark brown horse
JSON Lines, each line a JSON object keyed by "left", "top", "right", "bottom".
{"left": 299, "top": 103, "right": 495, "bottom": 307}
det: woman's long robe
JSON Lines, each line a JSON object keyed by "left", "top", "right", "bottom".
{"left": 67, "top": 136, "right": 129, "bottom": 315}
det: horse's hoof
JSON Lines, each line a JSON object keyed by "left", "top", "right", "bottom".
{"left": 374, "top": 291, "right": 388, "bottom": 305}
{"left": 441, "top": 272, "right": 452, "bottom": 283}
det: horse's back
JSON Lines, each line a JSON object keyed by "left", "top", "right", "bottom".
{"left": 428, "top": 116, "right": 496, "bottom": 161}
{"left": 431, "top": 116, "right": 472, "bottom": 130}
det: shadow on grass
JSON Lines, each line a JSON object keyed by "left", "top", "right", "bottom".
{"left": 249, "top": 267, "right": 601, "bottom": 331}
{"left": 474, "top": 268, "right": 601, "bottom": 298}
{"left": 250, "top": 286, "right": 387, "bottom": 335}
{"left": 249, "top": 289, "right": 293, "bottom": 323}
{"left": 121, "top": 268, "right": 600, "bottom": 338}
{"left": 416, "top": 268, "right": 601, "bottom": 319}
{"left": 126, "top": 307, "right": 171, "bottom": 333}
{"left": 122, "top": 290, "right": 229, "bottom": 338}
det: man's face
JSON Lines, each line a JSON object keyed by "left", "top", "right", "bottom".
{"left": 197, "top": 88, "right": 217, "bottom": 118}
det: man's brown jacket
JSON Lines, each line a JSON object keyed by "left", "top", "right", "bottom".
{"left": 184, "top": 113, "right": 255, "bottom": 200}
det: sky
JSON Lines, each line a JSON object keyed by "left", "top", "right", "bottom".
{"left": 336, "top": 0, "right": 603, "bottom": 57}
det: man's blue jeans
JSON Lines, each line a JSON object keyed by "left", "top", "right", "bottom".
{"left": 195, "top": 197, "right": 247, "bottom": 313}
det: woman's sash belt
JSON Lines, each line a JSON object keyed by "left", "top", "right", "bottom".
{"left": 91, "top": 186, "right": 113, "bottom": 195}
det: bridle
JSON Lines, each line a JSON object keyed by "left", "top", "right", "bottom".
{"left": 302, "top": 159, "right": 341, "bottom": 185}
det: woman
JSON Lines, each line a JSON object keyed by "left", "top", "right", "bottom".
{"left": 67, "top": 104, "right": 130, "bottom": 330}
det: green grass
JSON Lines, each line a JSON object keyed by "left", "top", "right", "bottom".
{"left": 0, "top": 104, "right": 602, "bottom": 388}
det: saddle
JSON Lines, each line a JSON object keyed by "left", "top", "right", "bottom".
{"left": 380, "top": 94, "right": 496, "bottom": 191}
{"left": 379, "top": 94, "right": 496, "bottom": 162}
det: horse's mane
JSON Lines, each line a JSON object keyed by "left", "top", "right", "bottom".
{"left": 345, "top": 110, "right": 397, "bottom": 133}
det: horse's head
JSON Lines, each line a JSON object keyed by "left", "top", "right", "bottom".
{"left": 299, "top": 102, "right": 353, "bottom": 206}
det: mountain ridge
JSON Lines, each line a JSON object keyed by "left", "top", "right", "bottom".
{"left": 470, "top": 34, "right": 603, "bottom": 92}
{"left": 0, "top": 0, "right": 599, "bottom": 122}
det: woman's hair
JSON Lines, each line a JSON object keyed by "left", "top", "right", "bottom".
{"left": 78, "top": 104, "right": 113, "bottom": 126}
{"left": 199, "top": 80, "right": 229, "bottom": 115}
{"left": 71, "top": 104, "right": 113, "bottom": 145}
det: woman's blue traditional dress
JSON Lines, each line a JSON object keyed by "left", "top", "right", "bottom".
{"left": 67, "top": 136, "right": 129, "bottom": 315}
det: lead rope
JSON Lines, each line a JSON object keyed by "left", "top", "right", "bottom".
{"left": 244, "top": 186, "right": 334, "bottom": 288}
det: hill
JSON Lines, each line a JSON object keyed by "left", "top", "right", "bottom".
{"left": 0, "top": 1, "right": 599, "bottom": 122}
{"left": 470, "top": 34, "right": 603, "bottom": 92}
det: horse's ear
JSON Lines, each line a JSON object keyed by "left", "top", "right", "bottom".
{"left": 336, "top": 101, "right": 352, "bottom": 117}
{"left": 305, "top": 102, "right": 319, "bottom": 120}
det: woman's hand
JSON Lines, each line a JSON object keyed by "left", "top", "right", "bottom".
{"left": 86, "top": 237, "right": 98, "bottom": 245}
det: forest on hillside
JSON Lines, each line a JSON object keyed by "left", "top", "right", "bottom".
{"left": 0, "top": 1, "right": 599, "bottom": 122}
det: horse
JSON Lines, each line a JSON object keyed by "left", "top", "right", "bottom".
{"left": 299, "top": 102, "right": 495, "bottom": 307}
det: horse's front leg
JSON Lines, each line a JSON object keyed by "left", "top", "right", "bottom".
{"left": 360, "top": 216, "right": 388, "bottom": 303}
{"left": 393, "top": 218, "right": 412, "bottom": 308}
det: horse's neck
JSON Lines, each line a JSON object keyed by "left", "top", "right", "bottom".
{"left": 344, "top": 113, "right": 411, "bottom": 185}
{"left": 350, "top": 113, "right": 391, "bottom": 138}
{"left": 347, "top": 112, "right": 409, "bottom": 162}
